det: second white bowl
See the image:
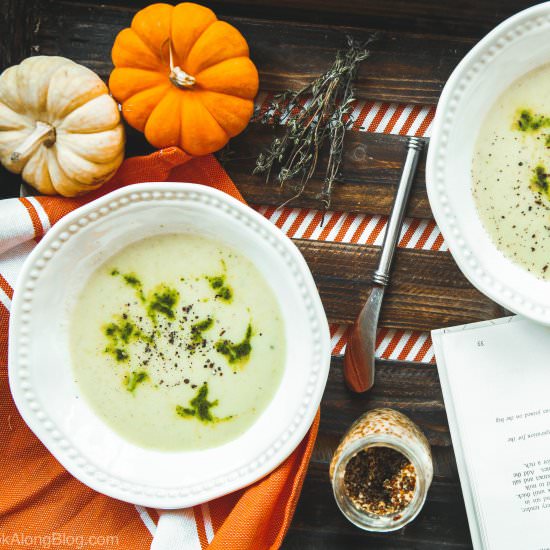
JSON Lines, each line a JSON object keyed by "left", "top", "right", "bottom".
{"left": 427, "top": 3, "right": 550, "bottom": 324}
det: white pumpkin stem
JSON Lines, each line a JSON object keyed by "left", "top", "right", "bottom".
{"left": 11, "top": 121, "right": 56, "bottom": 162}
{"left": 168, "top": 41, "right": 196, "bottom": 89}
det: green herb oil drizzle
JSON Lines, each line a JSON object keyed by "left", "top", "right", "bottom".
{"left": 207, "top": 275, "right": 233, "bottom": 302}
{"left": 104, "top": 266, "right": 254, "bottom": 422}
{"left": 191, "top": 317, "right": 214, "bottom": 343}
{"left": 215, "top": 323, "right": 253, "bottom": 366}
{"left": 512, "top": 108, "right": 550, "bottom": 201}
{"left": 531, "top": 164, "right": 550, "bottom": 198}
{"left": 124, "top": 371, "right": 148, "bottom": 393}
{"left": 515, "top": 108, "right": 550, "bottom": 132}
{"left": 175, "top": 382, "right": 229, "bottom": 423}
{"left": 147, "top": 284, "right": 179, "bottom": 322}
{"left": 103, "top": 315, "right": 153, "bottom": 363}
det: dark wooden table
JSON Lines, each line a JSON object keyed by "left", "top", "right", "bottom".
{"left": 0, "top": 0, "right": 540, "bottom": 547}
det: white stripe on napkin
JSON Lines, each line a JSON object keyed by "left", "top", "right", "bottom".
{"left": 134, "top": 505, "right": 157, "bottom": 536}
{"left": 201, "top": 503, "right": 214, "bottom": 543}
{"left": 0, "top": 288, "right": 10, "bottom": 312}
{"left": 1, "top": 240, "right": 36, "bottom": 290}
{"left": 0, "top": 199, "right": 35, "bottom": 255}
{"left": 26, "top": 196, "right": 51, "bottom": 235}
{"left": 151, "top": 510, "right": 202, "bottom": 550}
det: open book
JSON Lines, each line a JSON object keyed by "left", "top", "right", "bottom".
{"left": 433, "top": 316, "right": 550, "bottom": 550}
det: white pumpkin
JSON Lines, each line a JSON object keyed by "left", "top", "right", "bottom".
{"left": 0, "top": 56, "right": 125, "bottom": 197}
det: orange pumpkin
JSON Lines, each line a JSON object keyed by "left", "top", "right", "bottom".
{"left": 109, "top": 2, "right": 259, "bottom": 156}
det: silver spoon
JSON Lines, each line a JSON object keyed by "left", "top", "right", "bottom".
{"left": 343, "top": 136, "right": 425, "bottom": 393}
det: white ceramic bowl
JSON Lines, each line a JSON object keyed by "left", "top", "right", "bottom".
{"left": 427, "top": 2, "right": 550, "bottom": 324}
{"left": 8, "top": 182, "right": 331, "bottom": 508}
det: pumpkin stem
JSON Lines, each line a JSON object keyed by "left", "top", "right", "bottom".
{"left": 169, "top": 67, "right": 196, "bottom": 88}
{"left": 167, "top": 40, "right": 196, "bottom": 89}
{"left": 11, "top": 121, "right": 56, "bottom": 162}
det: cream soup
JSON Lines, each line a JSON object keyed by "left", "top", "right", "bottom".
{"left": 472, "top": 64, "right": 550, "bottom": 279}
{"left": 70, "top": 234, "right": 285, "bottom": 451}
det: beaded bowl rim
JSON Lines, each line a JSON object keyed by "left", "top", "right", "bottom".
{"left": 426, "top": 2, "right": 550, "bottom": 324}
{"left": 8, "top": 182, "right": 331, "bottom": 509}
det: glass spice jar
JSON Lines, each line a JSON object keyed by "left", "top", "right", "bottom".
{"left": 329, "top": 408, "right": 433, "bottom": 532}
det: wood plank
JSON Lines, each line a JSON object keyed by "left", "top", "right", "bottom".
{"left": 236, "top": 20, "right": 470, "bottom": 104}
{"left": 32, "top": 0, "right": 473, "bottom": 103}
{"left": 285, "top": 463, "right": 472, "bottom": 549}
{"left": 0, "top": 110, "right": 435, "bottom": 215}
{"left": 315, "top": 358, "right": 450, "bottom": 449}
{"left": 0, "top": 0, "right": 38, "bottom": 199}
{"left": 296, "top": 240, "right": 506, "bottom": 330}
{"left": 295, "top": 357, "right": 471, "bottom": 548}
{"left": 64, "top": 0, "right": 536, "bottom": 41}
{"left": 0, "top": 0, "right": 36, "bottom": 67}
{"left": 313, "top": 357, "right": 457, "bottom": 484}
{"left": 222, "top": 124, "right": 432, "bottom": 217}
{"left": 208, "top": 0, "right": 536, "bottom": 40}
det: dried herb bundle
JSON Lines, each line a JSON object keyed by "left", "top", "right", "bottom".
{"left": 254, "top": 36, "right": 373, "bottom": 209}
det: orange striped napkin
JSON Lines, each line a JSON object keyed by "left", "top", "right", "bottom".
{"left": 0, "top": 148, "right": 319, "bottom": 550}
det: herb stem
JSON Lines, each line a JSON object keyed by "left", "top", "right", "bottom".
{"left": 254, "top": 36, "right": 373, "bottom": 211}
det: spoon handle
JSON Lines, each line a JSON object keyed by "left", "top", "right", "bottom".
{"left": 372, "top": 137, "right": 425, "bottom": 286}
